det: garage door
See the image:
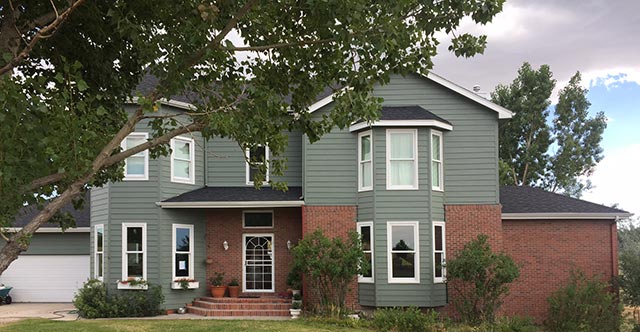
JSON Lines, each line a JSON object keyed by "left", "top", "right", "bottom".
{"left": 0, "top": 255, "right": 89, "bottom": 302}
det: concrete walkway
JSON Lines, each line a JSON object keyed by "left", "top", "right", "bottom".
{"left": 0, "top": 303, "right": 78, "bottom": 324}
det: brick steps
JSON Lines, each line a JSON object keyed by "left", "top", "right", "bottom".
{"left": 187, "top": 296, "right": 292, "bottom": 317}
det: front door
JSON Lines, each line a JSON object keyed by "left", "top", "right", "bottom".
{"left": 243, "top": 234, "right": 274, "bottom": 292}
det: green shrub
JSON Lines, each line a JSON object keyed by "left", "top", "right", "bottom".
{"left": 620, "top": 249, "right": 640, "bottom": 307}
{"left": 73, "top": 279, "right": 165, "bottom": 318}
{"left": 446, "top": 234, "right": 520, "bottom": 325}
{"left": 372, "top": 307, "right": 442, "bottom": 332}
{"left": 545, "top": 269, "right": 621, "bottom": 332}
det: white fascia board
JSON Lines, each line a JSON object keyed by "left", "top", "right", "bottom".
{"left": 349, "top": 120, "right": 453, "bottom": 132}
{"left": 502, "top": 212, "right": 634, "bottom": 220}
{"left": 423, "top": 72, "right": 513, "bottom": 119}
{"left": 309, "top": 93, "right": 336, "bottom": 113}
{"left": 2, "top": 227, "right": 91, "bottom": 233}
{"left": 158, "top": 201, "right": 305, "bottom": 209}
{"left": 127, "top": 97, "right": 195, "bottom": 111}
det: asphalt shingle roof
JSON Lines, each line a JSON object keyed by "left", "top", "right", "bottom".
{"left": 500, "top": 186, "right": 629, "bottom": 215}
{"left": 378, "top": 106, "right": 452, "bottom": 124}
{"left": 162, "top": 186, "right": 303, "bottom": 203}
{"left": 13, "top": 192, "right": 91, "bottom": 228}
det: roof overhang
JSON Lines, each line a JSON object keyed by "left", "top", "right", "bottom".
{"left": 349, "top": 120, "right": 453, "bottom": 132}
{"left": 2, "top": 227, "right": 90, "bottom": 233}
{"left": 157, "top": 201, "right": 305, "bottom": 209}
{"left": 127, "top": 97, "right": 195, "bottom": 111}
{"left": 502, "top": 212, "right": 634, "bottom": 220}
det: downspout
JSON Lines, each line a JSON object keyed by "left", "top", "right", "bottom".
{"left": 204, "top": 138, "right": 208, "bottom": 186}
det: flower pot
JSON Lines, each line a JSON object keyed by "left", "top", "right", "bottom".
{"left": 210, "top": 285, "right": 227, "bottom": 298}
{"left": 289, "top": 308, "right": 302, "bottom": 319}
{"left": 228, "top": 285, "right": 240, "bottom": 298}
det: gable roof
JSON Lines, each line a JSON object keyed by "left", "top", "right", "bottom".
{"left": 309, "top": 72, "right": 513, "bottom": 119}
{"left": 10, "top": 192, "right": 91, "bottom": 232}
{"left": 159, "top": 186, "right": 304, "bottom": 208}
{"left": 500, "top": 186, "right": 632, "bottom": 220}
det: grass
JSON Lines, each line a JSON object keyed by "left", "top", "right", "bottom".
{"left": 0, "top": 318, "right": 371, "bottom": 332}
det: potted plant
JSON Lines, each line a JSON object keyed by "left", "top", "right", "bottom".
{"left": 289, "top": 301, "right": 302, "bottom": 319}
{"left": 292, "top": 292, "right": 302, "bottom": 306}
{"left": 286, "top": 266, "right": 302, "bottom": 296}
{"left": 209, "top": 272, "right": 226, "bottom": 298}
{"left": 228, "top": 278, "right": 240, "bottom": 298}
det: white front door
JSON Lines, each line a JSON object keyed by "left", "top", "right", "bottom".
{"left": 243, "top": 234, "right": 274, "bottom": 292}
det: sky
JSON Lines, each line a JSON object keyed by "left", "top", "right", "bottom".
{"left": 431, "top": 0, "right": 640, "bottom": 218}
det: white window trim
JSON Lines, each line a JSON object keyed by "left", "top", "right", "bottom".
{"left": 431, "top": 130, "right": 444, "bottom": 191}
{"left": 170, "top": 136, "right": 195, "bottom": 184}
{"left": 358, "top": 131, "right": 373, "bottom": 192}
{"left": 387, "top": 221, "right": 420, "bottom": 284}
{"left": 94, "top": 224, "right": 104, "bottom": 281}
{"left": 386, "top": 129, "right": 419, "bottom": 190}
{"left": 245, "top": 145, "right": 270, "bottom": 185}
{"left": 119, "top": 223, "right": 147, "bottom": 290}
{"left": 357, "top": 221, "right": 374, "bottom": 283}
{"left": 172, "top": 224, "right": 195, "bottom": 282}
{"left": 122, "top": 132, "right": 149, "bottom": 181}
{"left": 432, "top": 221, "right": 446, "bottom": 284}
{"left": 242, "top": 210, "right": 274, "bottom": 229}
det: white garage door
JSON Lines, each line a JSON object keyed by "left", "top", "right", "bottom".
{"left": 0, "top": 255, "right": 89, "bottom": 302}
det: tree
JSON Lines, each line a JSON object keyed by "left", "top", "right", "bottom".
{"left": 0, "top": 0, "right": 505, "bottom": 275}
{"left": 619, "top": 217, "right": 640, "bottom": 308}
{"left": 493, "top": 63, "right": 606, "bottom": 196}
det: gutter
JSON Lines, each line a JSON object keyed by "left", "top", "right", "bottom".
{"left": 502, "top": 212, "right": 633, "bottom": 220}
{"left": 156, "top": 201, "right": 305, "bottom": 209}
{"left": 2, "top": 227, "right": 90, "bottom": 233}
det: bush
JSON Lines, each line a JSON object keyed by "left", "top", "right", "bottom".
{"left": 446, "top": 234, "right": 520, "bottom": 325}
{"left": 372, "top": 307, "right": 443, "bottom": 332}
{"left": 620, "top": 249, "right": 640, "bottom": 307}
{"left": 545, "top": 269, "right": 621, "bottom": 332}
{"left": 73, "top": 279, "right": 165, "bottom": 318}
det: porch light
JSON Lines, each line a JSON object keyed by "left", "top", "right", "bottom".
{"left": 223, "top": 241, "right": 229, "bottom": 251}
{"left": 286, "top": 240, "right": 292, "bottom": 250}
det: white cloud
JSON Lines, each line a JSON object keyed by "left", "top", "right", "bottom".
{"left": 582, "top": 144, "right": 640, "bottom": 217}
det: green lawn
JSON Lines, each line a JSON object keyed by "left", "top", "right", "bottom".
{"left": 0, "top": 318, "right": 371, "bottom": 332}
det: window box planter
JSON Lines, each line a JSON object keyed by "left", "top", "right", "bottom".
{"left": 117, "top": 279, "right": 148, "bottom": 290}
{"left": 171, "top": 281, "right": 199, "bottom": 290}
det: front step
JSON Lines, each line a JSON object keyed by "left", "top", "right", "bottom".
{"left": 187, "top": 296, "right": 292, "bottom": 317}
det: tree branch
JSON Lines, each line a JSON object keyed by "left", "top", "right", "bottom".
{"left": 23, "top": 172, "right": 66, "bottom": 192}
{"left": 225, "top": 37, "right": 335, "bottom": 52}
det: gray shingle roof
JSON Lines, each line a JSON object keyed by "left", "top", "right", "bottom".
{"left": 379, "top": 106, "right": 452, "bottom": 124}
{"left": 162, "top": 186, "right": 303, "bottom": 203}
{"left": 13, "top": 192, "right": 91, "bottom": 228}
{"left": 500, "top": 186, "right": 629, "bottom": 215}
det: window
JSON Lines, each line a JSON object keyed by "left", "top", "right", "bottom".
{"left": 173, "top": 224, "right": 194, "bottom": 280}
{"left": 387, "top": 221, "right": 419, "bottom": 283}
{"left": 94, "top": 225, "right": 104, "bottom": 281}
{"left": 433, "top": 221, "right": 446, "bottom": 283}
{"left": 171, "top": 136, "right": 195, "bottom": 184}
{"left": 358, "top": 131, "right": 373, "bottom": 191}
{"left": 122, "top": 223, "right": 146, "bottom": 281}
{"left": 357, "top": 221, "right": 374, "bottom": 283}
{"left": 122, "top": 133, "right": 148, "bottom": 181}
{"left": 431, "top": 130, "right": 443, "bottom": 191}
{"left": 386, "top": 129, "right": 418, "bottom": 190}
{"left": 243, "top": 211, "right": 273, "bottom": 228}
{"left": 246, "top": 145, "right": 269, "bottom": 185}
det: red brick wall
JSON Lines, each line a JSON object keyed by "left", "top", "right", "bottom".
{"left": 301, "top": 205, "right": 359, "bottom": 311}
{"left": 205, "top": 208, "right": 302, "bottom": 295}
{"left": 502, "top": 219, "right": 618, "bottom": 322}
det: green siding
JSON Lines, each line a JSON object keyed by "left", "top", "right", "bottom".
{"left": 24, "top": 233, "right": 89, "bottom": 255}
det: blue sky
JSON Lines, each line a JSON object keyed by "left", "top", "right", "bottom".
{"left": 431, "top": 0, "right": 640, "bottom": 217}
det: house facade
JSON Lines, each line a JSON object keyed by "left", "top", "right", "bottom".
{"left": 86, "top": 73, "right": 629, "bottom": 319}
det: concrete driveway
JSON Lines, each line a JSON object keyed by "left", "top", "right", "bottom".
{"left": 0, "top": 303, "right": 78, "bottom": 324}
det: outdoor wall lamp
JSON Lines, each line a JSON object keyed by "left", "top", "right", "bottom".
{"left": 223, "top": 240, "right": 229, "bottom": 251}
{"left": 286, "top": 240, "right": 292, "bottom": 250}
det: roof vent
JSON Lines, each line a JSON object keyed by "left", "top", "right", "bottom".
{"left": 472, "top": 85, "right": 481, "bottom": 93}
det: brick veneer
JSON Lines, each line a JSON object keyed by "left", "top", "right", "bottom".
{"left": 301, "top": 205, "right": 359, "bottom": 311}
{"left": 501, "top": 219, "right": 618, "bottom": 322}
{"left": 205, "top": 208, "right": 302, "bottom": 295}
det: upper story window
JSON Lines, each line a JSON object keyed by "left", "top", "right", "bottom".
{"left": 433, "top": 221, "right": 446, "bottom": 283}
{"left": 357, "top": 221, "right": 374, "bottom": 283}
{"left": 387, "top": 221, "right": 420, "bottom": 283}
{"left": 173, "top": 224, "right": 194, "bottom": 281}
{"left": 358, "top": 131, "right": 373, "bottom": 191}
{"left": 243, "top": 211, "right": 273, "bottom": 228}
{"left": 120, "top": 223, "right": 147, "bottom": 289}
{"left": 122, "top": 133, "right": 149, "bottom": 181}
{"left": 386, "top": 129, "right": 418, "bottom": 190}
{"left": 94, "top": 224, "right": 104, "bottom": 281}
{"left": 246, "top": 145, "right": 269, "bottom": 185}
{"left": 171, "top": 136, "right": 195, "bottom": 184}
{"left": 431, "top": 130, "right": 444, "bottom": 191}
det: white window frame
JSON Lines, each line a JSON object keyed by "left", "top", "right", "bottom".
{"left": 120, "top": 223, "right": 147, "bottom": 289}
{"left": 171, "top": 136, "right": 195, "bottom": 184}
{"left": 387, "top": 221, "right": 420, "bottom": 283}
{"left": 243, "top": 210, "right": 274, "bottom": 229}
{"left": 245, "top": 145, "right": 270, "bottom": 185}
{"left": 386, "top": 129, "right": 419, "bottom": 190}
{"left": 357, "top": 221, "right": 374, "bottom": 283}
{"left": 172, "top": 224, "right": 196, "bottom": 289}
{"left": 94, "top": 224, "right": 104, "bottom": 281}
{"left": 432, "top": 221, "right": 446, "bottom": 283}
{"left": 122, "top": 133, "right": 149, "bottom": 181}
{"left": 431, "top": 130, "right": 444, "bottom": 191}
{"left": 358, "top": 131, "right": 373, "bottom": 192}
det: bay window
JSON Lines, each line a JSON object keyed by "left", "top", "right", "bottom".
{"left": 387, "top": 221, "right": 419, "bottom": 283}
{"left": 386, "top": 129, "right": 418, "bottom": 189}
